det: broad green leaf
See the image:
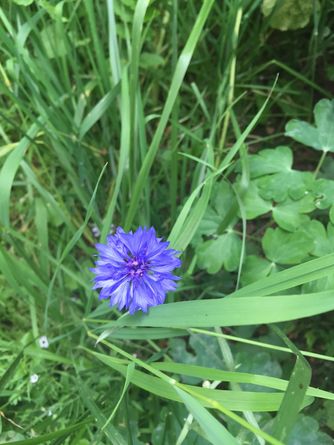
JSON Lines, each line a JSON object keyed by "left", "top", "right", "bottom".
{"left": 256, "top": 171, "right": 313, "bottom": 202}
{"left": 313, "top": 178, "right": 334, "bottom": 209}
{"left": 314, "top": 99, "right": 334, "bottom": 152}
{"left": 116, "top": 290, "right": 334, "bottom": 328}
{"left": 286, "top": 99, "right": 334, "bottom": 152}
{"left": 241, "top": 255, "right": 277, "bottom": 286}
{"left": 196, "top": 231, "right": 242, "bottom": 273}
{"left": 286, "top": 415, "right": 333, "bottom": 445}
{"left": 272, "top": 196, "right": 314, "bottom": 231}
{"left": 262, "top": 0, "right": 313, "bottom": 31}
{"left": 240, "top": 181, "right": 272, "bottom": 219}
{"left": 235, "top": 351, "right": 282, "bottom": 392}
{"left": 262, "top": 227, "right": 313, "bottom": 265}
{"left": 247, "top": 146, "right": 293, "bottom": 178}
{"left": 302, "top": 220, "right": 334, "bottom": 257}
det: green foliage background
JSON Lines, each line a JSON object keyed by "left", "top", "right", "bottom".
{"left": 0, "top": 0, "right": 333, "bottom": 443}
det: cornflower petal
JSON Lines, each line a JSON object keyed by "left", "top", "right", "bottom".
{"left": 91, "top": 227, "right": 181, "bottom": 314}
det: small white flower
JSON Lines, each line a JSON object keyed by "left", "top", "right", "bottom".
{"left": 30, "top": 374, "right": 39, "bottom": 384}
{"left": 39, "top": 336, "right": 49, "bottom": 349}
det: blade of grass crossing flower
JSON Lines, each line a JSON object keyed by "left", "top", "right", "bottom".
{"left": 230, "top": 253, "right": 334, "bottom": 298}
{"left": 271, "top": 326, "right": 311, "bottom": 443}
{"left": 124, "top": 0, "right": 214, "bottom": 230}
{"left": 174, "top": 386, "right": 239, "bottom": 445}
{"left": 101, "top": 68, "right": 130, "bottom": 241}
{"left": 116, "top": 290, "right": 334, "bottom": 328}
{"left": 102, "top": 362, "right": 135, "bottom": 430}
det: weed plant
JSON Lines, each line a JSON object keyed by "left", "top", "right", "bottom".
{"left": 0, "top": 1, "right": 334, "bottom": 444}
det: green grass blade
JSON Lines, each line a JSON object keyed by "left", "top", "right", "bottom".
{"left": 230, "top": 253, "right": 334, "bottom": 298}
{"left": 174, "top": 386, "right": 239, "bottom": 445}
{"left": 115, "top": 290, "right": 334, "bottom": 328}
{"left": 271, "top": 326, "right": 311, "bottom": 443}
{"left": 124, "top": 0, "right": 214, "bottom": 229}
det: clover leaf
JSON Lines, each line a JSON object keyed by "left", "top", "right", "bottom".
{"left": 196, "top": 231, "right": 242, "bottom": 274}
{"left": 285, "top": 99, "right": 334, "bottom": 152}
{"left": 262, "top": 227, "right": 313, "bottom": 265}
{"left": 272, "top": 196, "right": 314, "bottom": 231}
{"left": 301, "top": 220, "right": 334, "bottom": 257}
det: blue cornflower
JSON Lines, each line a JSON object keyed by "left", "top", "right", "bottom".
{"left": 91, "top": 227, "right": 181, "bottom": 314}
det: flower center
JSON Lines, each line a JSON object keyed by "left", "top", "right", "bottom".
{"left": 126, "top": 257, "right": 148, "bottom": 278}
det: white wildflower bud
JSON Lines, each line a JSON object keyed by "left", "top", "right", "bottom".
{"left": 30, "top": 374, "right": 39, "bottom": 384}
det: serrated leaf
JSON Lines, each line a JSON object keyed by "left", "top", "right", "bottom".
{"left": 286, "top": 99, "right": 334, "bottom": 152}
{"left": 196, "top": 232, "right": 242, "bottom": 273}
{"left": 262, "top": 228, "right": 313, "bottom": 265}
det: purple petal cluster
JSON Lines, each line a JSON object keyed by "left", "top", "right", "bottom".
{"left": 91, "top": 227, "right": 181, "bottom": 314}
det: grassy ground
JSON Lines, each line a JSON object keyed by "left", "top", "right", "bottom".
{"left": 0, "top": 1, "right": 334, "bottom": 444}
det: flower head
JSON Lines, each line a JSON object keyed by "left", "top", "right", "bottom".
{"left": 91, "top": 227, "right": 181, "bottom": 314}
{"left": 30, "top": 374, "right": 39, "bottom": 384}
{"left": 38, "top": 336, "right": 49, "bottom": 349}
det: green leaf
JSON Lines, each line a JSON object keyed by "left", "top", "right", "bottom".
{"left": 174, "top": 386, "right": 239, "bottom": 445}
{"left": 196, "top": 232, "right": 242, "bottom": 273}
{"left": 116, "top": 290, "right": 334, "bottom": 328}
{"left": 286, "top": 415, "right": 333, "bottom": 445}
{"left": 235, "top": 351, "right": 282, "bottom": 392}
{"left": 262, "top": 227, "right": 313, "bottom": 265}
{"left": 262, "top": 0, "right": 314, "bottom": 31}
{"left": 271, "top": 326, "right": 311, "bottom": 443}
{"left": 240, "top": 181, "right": 272, "bottom": 219}
{"left": 247, "top": 146, "right": 293, "bottom": 178}
{"left": 256, "top": 171, "right": 313, "bottom": 202}
{"left": 272, "top": 196, "right": 314, "bottom": 231}
{"left": 313, "top": 178, "right": 334, "bottom": 209}
{"left": 241, "top": 255, "right": 277, "bottom": 286}
{"left": 286, "top": 99, "right": 334, "bottom": 152}
{"left": 302, "top": 220, "right": 334, "bottom": 257}
{"left": 91, "top": 351, "right": 305, "bottom": 412}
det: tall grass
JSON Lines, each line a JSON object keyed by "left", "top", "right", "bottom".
{"left": 0, "top": 1, "right": 333, "bottom": 444}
